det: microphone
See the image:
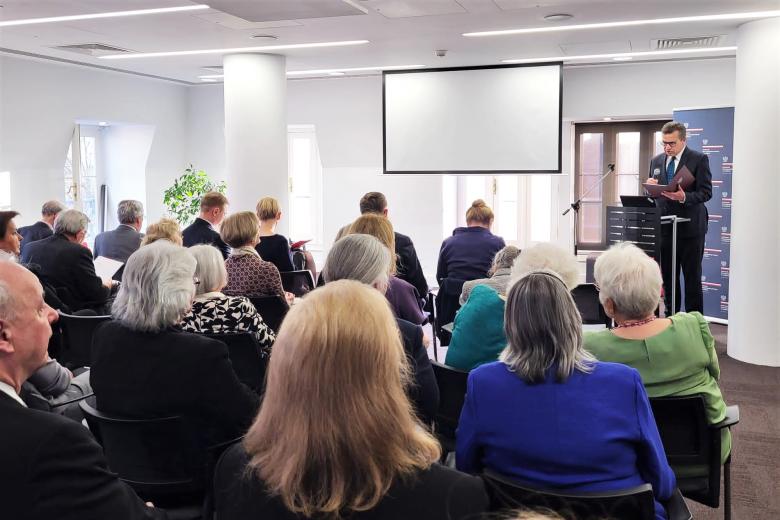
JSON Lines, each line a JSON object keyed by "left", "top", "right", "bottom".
{"left": 608, "top": 163, "right": 615, "bottom": 171}
{"left": 652, "top": 167, "right": 661, "bottom": 180}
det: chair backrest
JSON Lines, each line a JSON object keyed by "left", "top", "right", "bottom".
{"left": 203, "top": 333, "right": 268, "bottom": 392}
{"left": 435, "top": 278, "right": 465, "bottom": 345}
{"left": 430, "top": 361, "right": 469, "bottom": 440}
{"left": 248, "top": 295, "right": 288, "bottom": 333}
{"left": 280, "top": 270, "right": 316, "bottom": 297}
{"left": 483, "top": 470, "right": 656, "bottom": 520}
{"left": 79, "top": 399, "right": 205, "bottom": 499}
{"left": 571, "top": 284, "right": 611, "bottom": 327}
{"left": 649, "top": 395, "right": 713, "bottom": 466}
{"left": 57, "top": 312, "right": 112, "bottom": 368}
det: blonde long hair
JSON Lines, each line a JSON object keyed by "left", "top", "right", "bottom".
{"left": 244, "top": 280, "right": 440, "bottom": 516}
{"left": 347, "top": 213, "right": 397, "bottom": 274}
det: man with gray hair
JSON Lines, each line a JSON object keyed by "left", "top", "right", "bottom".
{"left": 94, "top": 199, "right": 144, "bottom": 263}
{"left": 18, "top": 200, "right": 66, "bottom": 257}
{"left": 21, "top": 209, "right": 114, "bottom": 312}
{"left": 0, "top": 259, "right": 165, "bottom": 519}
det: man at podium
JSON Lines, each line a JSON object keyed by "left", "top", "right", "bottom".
{"left": 647, "top": 121, "right": 712, "bottom": 314}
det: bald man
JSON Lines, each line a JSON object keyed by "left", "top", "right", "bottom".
{"left": 0, "top": 259, "right": 165, "bottom": 520}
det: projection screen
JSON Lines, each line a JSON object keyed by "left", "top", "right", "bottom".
{"left": 383, "top": 63, "right": 562, "bottom": 174}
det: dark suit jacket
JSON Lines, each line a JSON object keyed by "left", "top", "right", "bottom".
{"left": 94, "top": 224, "right": 143, "bottom": 263}
{"left": 91, "top": 322, "right": 260, "bottom": 446}
{"left": 649, "top": 147, "right": 712, "bottom": 238}
{"left": 21, "top": 234, "right": 110, "bottom": 312}
{"left": 183, "top": 218, "right": 230, "bottom": 259}
{"left": 396, "top": 318, "right": 439, "bottom": 425}
{"left": 18, "top": 221, "right": 53, "bottom": 257}
{"left": 395, "top": 231, "right": 429, "bottom": 296}
{"left": 0, "top": 392, "right": 165, "bottom": 520}
{"left": 214, "top": 443, "right": 488, "bottom": 520}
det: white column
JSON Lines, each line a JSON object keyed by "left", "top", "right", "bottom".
{"left": 223, "top": 53, "right": 288, "bottom": 235}
{"left": 727, "top": 17, "right": 780, "bottom": 366}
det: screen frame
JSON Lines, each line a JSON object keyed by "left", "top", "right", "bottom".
{"left": 382, "top": 62, "right": 563, "bottom": 175}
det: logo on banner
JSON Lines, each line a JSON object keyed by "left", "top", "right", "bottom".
{"left": 723, "top": 156, "right": 728, "bottom": 162}
{"left": 703, "top": 139, "right": 709, "bottom": 145}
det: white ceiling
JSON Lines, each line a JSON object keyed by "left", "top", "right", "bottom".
{"left": 0, "top": 0, "right": 776, "bottom": 84}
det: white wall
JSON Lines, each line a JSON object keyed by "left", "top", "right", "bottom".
{"left": 0, "top": 55, "right": 188, "bottom": 227}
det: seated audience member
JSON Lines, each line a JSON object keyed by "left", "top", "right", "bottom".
{"left": 348, "top": 213, "right": 427, "bottom": 325}
{"left": 91, "top": 241, "right": 259, "bottom": 446}
{"left": 18, "top": 200, "right": 65, "bottom": 257}
{"left": 460, "top": 245, "right": 520, "bottom": 305}
{"left": 322, "top": 234, "right": 438, "bottom": 424}
{"left": 584, "top": 242, "right": 731, "bottom": 468}
{"left": 221, "top": 211, "right": 289, "bottom": 303}
{"left": 214, "top": 280, "right": 487, "bottom": 520}
{"left": 0, "top": 211, "right": 22, "bottom": 258}
{"left": 182, "top": 191, "right": 230, "bottom": 258}
{"left": 456, "top": 270, "right": 675, "bottom": 520}
{"left": 181, "top": 245, "right": 275, "bottom": 356}
{"left": 21, "top": 209, "right": 114, "bottom": 312}
{"left": 336, "top": 192, "right": 429, "bottom": 296}
{"left": 255, "top": 197, "right": 295, "bottom": 273}
{"left": 141, "top": 217, "right": 183, "bottom": 246}
{"left": 0, "top": 258, "right": 164, "bottom": 520}
{"left": 93, "top": 199, "right": 144, "bottom": 263}
{"left": 446, "top": 243, "right": 578, "bottom": 371}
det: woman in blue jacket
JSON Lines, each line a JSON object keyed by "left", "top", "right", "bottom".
{"left": 456, "top": 270, "right": 676, "bottom": 520}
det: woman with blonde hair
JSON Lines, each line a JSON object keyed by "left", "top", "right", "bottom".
{"left": 254, "top": 197, "right": 295, "bottom": 272}
{"left": 141, "top": 218, "right": 182, "bottom": 247}
{"left": 348, "top": 214, "right": 427, "bottom": 325}
{"left": 214, "top": 280, "right": 487, "bottom": 519}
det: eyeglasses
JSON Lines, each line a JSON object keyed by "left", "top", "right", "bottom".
{"left": 193, "top": 276, "right": 201, "bottom": 286}
{"left": 662, "top": 141, "right": 679, "bottom": 147}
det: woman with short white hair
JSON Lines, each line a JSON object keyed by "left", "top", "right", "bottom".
{"left": 511, "top": 242, "right": 579, "bottom": 290}
{"left": 180, "top": 245, "right": 275, "bottom": 355}
{"left": 91, "top": 241, "right": 259, "bottom": 446}
{"left": 584, "top": 241, "right": 731, "bottom": 468}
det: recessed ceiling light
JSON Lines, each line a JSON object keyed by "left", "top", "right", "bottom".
{"left": 501, "top": 46, "right": 737, "bottom": 64}
{"left": 197, "top": 64, "right": 425, "bottom": 81}
{"left": 328, "top": 72, "right": 345, "bottom": 76}
{"left": 0, "top": 4, "right": 209, "bottom": 28}
{"left": 250, "top": 34, "right": 278, "bottom": 40}
{"left": 544, "top": 14, "right": 573, "bottom": 22}
{"left": 613, "top": 56, "right": 633, "bottom": 61}
{"left": 603, "top": 117, "right": 613, "bottom": 121}
{"left": 98, "top": 121, "right": 108, "bottom": 126}
{"left": 100, "top": 40, "right": 369, "bottom": 59}
{"left": 464, "top": 10, "right": 780, "bottom": 37}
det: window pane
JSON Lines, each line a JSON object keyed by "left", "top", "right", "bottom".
{"left": 580, "top": 133, "right": 604, "bottom": 175}
{"left": 529, "top": 175, "right": 552, "bottom": 242}
{"left": 291, "top": 137, "right": 311, "bottom": 194}
{"left": 442, "top": 176, "right": 457, "bottom": 238}
{"left": 616, "top": 132, "right": 640, "bottom": 199}
{"left": 580, "top": 175, "right": 602, "bottom": 201}
{"left": 618, "top": 175, "right": 640, "bottom": 196}
{"left": 578, "top": 203, "right": 602, "bottom": 244}
{"left": 0, "top": 172, "right": 10, "bottom": 210}
{"left": 496, "top": 176, "right": 519, "bottom": 241}
{"left": 465, "top": 176, "right": 488, "bottom": 205}
{"left": 654, "top": 131, "right": 664, "bottom": 156}
{"left": 290, "top": 197, "right": 312, "bottom": 239}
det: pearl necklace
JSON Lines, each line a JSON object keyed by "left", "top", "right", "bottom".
{"left": 615, "top": 316, "right": 657, "bottom": 329}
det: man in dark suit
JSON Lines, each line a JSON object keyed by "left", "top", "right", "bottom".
{"left": 18, "top": 200, "right": 65, "bottom": 257}
{"left": 182, "top": 191, "right": 230, "bottom": 259}
{"left": 0, "top": 259, "right": 165, "bottom": 520}
{"left": 94, "top": 200, "right": 144, "bottom": 263}
{"left": 21, "top": 209, "right": 114, "bottom": 312}
{"left": 647, "top": 121, "right": 712, "bottom": 314}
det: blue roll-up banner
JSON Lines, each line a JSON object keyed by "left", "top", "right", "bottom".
{"left": 673, "top": 107, "right": 734, "bottom": 323}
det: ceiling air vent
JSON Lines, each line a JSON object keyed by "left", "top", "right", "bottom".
{"left": 654, "top": 35, "right": 722, "bottom": 50}
{"left": 53, "top": 43, "right": 132, "bottom": 57}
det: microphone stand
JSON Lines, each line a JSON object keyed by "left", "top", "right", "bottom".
{"left": 563, "top": 163, "right": 615, "bottom": 256}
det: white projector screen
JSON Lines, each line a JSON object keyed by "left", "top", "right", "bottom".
{"left": 383, "top": 64, "right": 562, "bottom": 174}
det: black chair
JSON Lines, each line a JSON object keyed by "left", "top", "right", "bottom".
{"left": 280, "top": 270, "right": 316, "bottom": 297}
{"left": 435, "top": 278, "right": 465, "bottom": 345}
{"left": 79, "top": 398, "right": 208, "bottom": 519}
{"left": 430, "top": 360, "right": 469, "bottom": 456}
{"left": 483, "top": 470, "right": 658, "bottom": 520}
{"left": 650, "top": 395, "right": 740, "bottom": 519}
{"left": 57, "top": 311, "right": 111, "bottom": 368}
{"left": 203, "top": 333, "right": 268, "bottom": 393}
{"left": 571, "top": 284, "right": 611, "bottom": 327}
{"left": 248, "top": 295, "right": 289, "bottom": 333}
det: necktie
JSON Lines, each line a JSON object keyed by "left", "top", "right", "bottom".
{"left": 665, "top": 157, "right": 676, "bottom": 184}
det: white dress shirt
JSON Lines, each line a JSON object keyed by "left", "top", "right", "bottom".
{"left": 0, "top": 380, "right": 26, "bottom": 407}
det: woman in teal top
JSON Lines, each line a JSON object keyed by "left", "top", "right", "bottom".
{"left": 446, "top": 284, "right": 506, "bottom": 370}
{"left": 583, "top": 243, "right": 730, "bottom": 466}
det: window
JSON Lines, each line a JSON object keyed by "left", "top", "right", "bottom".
{"left": 64, "top": 125, "right": 101, "bottom": 247}
{"left": 0, "top": 172, "right": 10, "bottom": 210}
{"left": 574, "top": 121, "right": 668, "bottom": 250}
{"left": 287, "top": 125, "right": 323, "bottom": 249}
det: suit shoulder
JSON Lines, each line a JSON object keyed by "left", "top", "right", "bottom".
{"left": 395, "top": 232, "right": 413, "bottom": 246}
{"left": 395, "top": 317, "right": 421, "bottom": 337}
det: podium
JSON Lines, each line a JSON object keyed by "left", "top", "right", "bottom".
{"left": 606, "top": 205, "right": 690, "bottom": 315}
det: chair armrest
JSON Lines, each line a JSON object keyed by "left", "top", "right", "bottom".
{"left": 712, "top": 405, "right": 740, "bottom": 429}
{"left": 50, "top": 392, "right": 95, "bottom": 409}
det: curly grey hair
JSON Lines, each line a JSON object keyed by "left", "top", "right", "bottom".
{"left": 117, "top": 200, "right": 144, "bottom": 225}
{"left": 594, "top": 242, "right": 662, "bottom": 320}
{"left": 112, "top": 240, "right": 196, "bottom": 332}
{"left": 322, "top": 234, "right": 391, "bottom": 290}
{"left": 54, "top": 209, "right": 89, "bottom": 236}
{"left": 510, "top": 242, "right": 579, "bottom": 290}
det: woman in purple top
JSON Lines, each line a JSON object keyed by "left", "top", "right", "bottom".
{"left": 436, "top": 199, "right": 505, "bottom": 284}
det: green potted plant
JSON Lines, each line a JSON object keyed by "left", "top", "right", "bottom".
{"left": 163, "top": 165, "right": 227, "bottom": 226}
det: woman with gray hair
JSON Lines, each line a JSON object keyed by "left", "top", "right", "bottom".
{"left": 584, "top": 242, "right": 731, "bottom": 468}
{"left": 180, "top": 245, "right": 275, "bottom": 356}
{"left": 323, "top": 234, "right": 438, "bottom": 425}
{"left": 457, "top": 269, "right": 676, "bottom": 520}
{"left": 90, "top": 240, "right": 259, "bottom": 446}
{"left": 459, "top": 245, "right": 520, "bottom": 305}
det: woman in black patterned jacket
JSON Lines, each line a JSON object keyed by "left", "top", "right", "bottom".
{"left": 181, "top": 244, "right": 275, "bottom": 356}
